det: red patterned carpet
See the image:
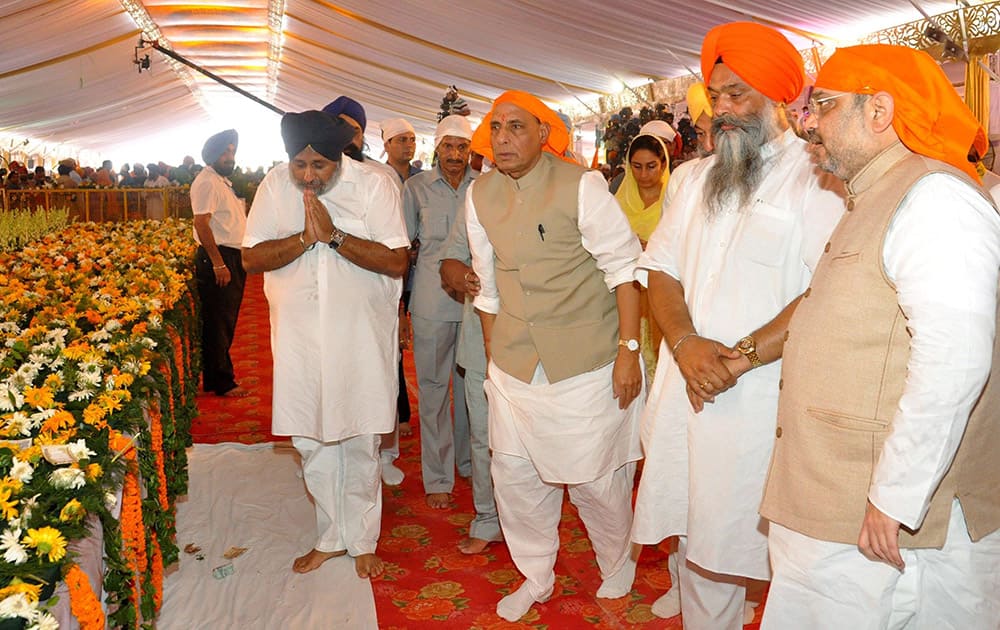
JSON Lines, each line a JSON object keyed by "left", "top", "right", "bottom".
{"left": 192, "top": 275, "right": 765, "bottom": 628}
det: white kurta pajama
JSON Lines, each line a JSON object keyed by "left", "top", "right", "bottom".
{"left": 467, "top": 168, "right": 644, "bottom": 604}
{"left": 633, "top": 130, "right": 844, "bottom": 599}
{"left": 243, "top": 158, "right": 409, "bottom": 555}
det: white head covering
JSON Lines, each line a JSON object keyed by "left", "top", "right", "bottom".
{"left": 381, "top": 118, "right": 415, "bottom": 141}
{"left": 639, "top": 120, "right": 677, "bottom": 143}
{"left": 434, "top": 115, "right": 473, "bottom": 149}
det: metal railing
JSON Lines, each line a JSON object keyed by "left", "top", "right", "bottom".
{"left": 0, "top": 187, "right": 194, "bottom": 221}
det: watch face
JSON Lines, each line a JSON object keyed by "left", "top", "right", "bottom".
{"left": 738, "top": 337, "right": 755, "bottom": 352}
{"left": 626, "top": 339, "right": 639, "bottom": 351}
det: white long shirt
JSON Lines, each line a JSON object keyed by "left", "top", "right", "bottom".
{"left": 632, "top": 129, "right": 845, "bottom": 578}
{"left": 872, "top": 173, "right": 1000, "bottom": 530}
{"left": 191, "top": 166, "right": 246, "bottom": 248}
{"left": 242, "top": 158, "right": 410, "bottom": 441}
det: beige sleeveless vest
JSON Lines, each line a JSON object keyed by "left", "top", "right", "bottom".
{"left": 472, "top": 153, "right": 619, "bottom": 383}
{"left": 760, "top": 142, "right": 1000, "bottom": 547}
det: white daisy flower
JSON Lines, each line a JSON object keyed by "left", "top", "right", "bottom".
{"left": 48, "top": 467, "right": 86, "bottom": 490}
{"left": 9, "top": 457, "right": 33, "bottom": 484}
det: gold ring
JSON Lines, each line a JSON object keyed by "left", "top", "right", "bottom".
{"left": 703, "top": 381, "right": 710, "bottom": 388}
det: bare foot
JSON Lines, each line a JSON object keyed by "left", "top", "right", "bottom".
{"left": 292, "top": 548, "right": 346, "bottom": 573}
{"left": 354, "top": 553, "right": 384, "bottom": 579}
{"left": 399, "top": 422, "right": 412, "bottom": 437}
{"left": 425, "top": 493, "right": 451, "bottom": 509}
{"left": 458, "top": 537, "right": 496, "bottom": 555}
{"left": 218, "top": 386, "right": 251, "bottom": 398}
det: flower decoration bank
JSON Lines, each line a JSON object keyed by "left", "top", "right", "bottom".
{"left": 0, "top": 220, "right": 199, "bottom": 628}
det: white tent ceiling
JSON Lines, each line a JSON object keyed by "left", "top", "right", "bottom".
{"left": 0, "top": 0, "right": 965, "bottom": 167}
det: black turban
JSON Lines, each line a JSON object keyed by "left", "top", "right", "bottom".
{"left": 280, "top": 111, "right": 356, "bottom": 161}
{"left": 201, "top": 129, "right": 238, "bottom": 165}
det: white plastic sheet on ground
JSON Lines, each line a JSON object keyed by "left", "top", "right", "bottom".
{"left": 159, "top": 442, "right": 377, "bottom": 630}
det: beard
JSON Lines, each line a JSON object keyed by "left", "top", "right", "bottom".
{"left": 214, "top": 160, "right": 236, "bottom": 177}
{"left": 703, "top": 106, "right": 777, "bottom": 217}
{"left": 343, "top": 142, "right": 365, "bottom": 163}
{"left": 293, "top": 163, "right": 341, "bottom": 195}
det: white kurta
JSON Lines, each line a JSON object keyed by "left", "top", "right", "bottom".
{"left": 466, "top": 168, "right": 644, "bottom": 482}
{"left": 243, "top": 158, "right": 410, "bottom": 441}
{"left": 632, "top": 129, "right": 844, "bottom": 579}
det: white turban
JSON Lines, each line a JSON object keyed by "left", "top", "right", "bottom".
{"left": 381, "top": 118, "right": 415, "bottom": 141}
{"left": 639, "top": 120, "right": 677, "bottom": 143}
{"left": 434, "top": 115, "right": 473, "bottom": 149}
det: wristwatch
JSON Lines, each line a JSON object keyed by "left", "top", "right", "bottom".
{"left": 618, "top": 338, "right": 640, "bottom": 352}
{"left": 736, "top": 335, "right": 763, "bottom": 368}
{"left": 328, "top": 227, "right": 347, "bottom": 249}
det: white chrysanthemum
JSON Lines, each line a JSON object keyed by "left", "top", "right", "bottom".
{"left": 0, "top": 529, "right": 28, "bottom": 566}
{"left": 88, "top": 329, "right": 111, "bottom": 342}
{"left": 18, "top": 495, "right": 39, "bottom": 527}
{"left": 67, "top": 439, "right": 96, "bottom": 462}
{"left": 0, "top": 322, "right": 20, "bottom": 334}
{"left": 97, "top": 343, "right": 112, "bottom": 353}
{"left": 5, "top": 412, "right": 31, "bottom": 437}
{"left": 105, "top": 319, "right": 121, "bottom": 332}
{"left": 45, "top": 328, "right": 68, "bottom": 344}
{"left": 29, "top": 611, "right": 59, "bottom": 630}
{"left": 9, "top": 457, "right": 33, "bottom": 484}
{"left": 148, "top": 314, "right": 163, "bottom": 329}
{"left": 0, "top": 384, "right": 20, "bottom": 412}
{"left": 0, "top": 592, "right": 35, "bottom": 618}
{"left": 142, "top": 338, "right": 157, "bottom": 349}
{"left": 77, "top": 369, "right": 101, "bottom": 388}
{"left": 48, "top": 467, "right": 86, "bottom": 490}
{"left": 68, "top": 389, "right": 95, "bottom": 402}
{"left": 104, "top": 491, "right": 118, "bottom": 511}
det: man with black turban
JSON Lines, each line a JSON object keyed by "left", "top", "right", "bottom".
{"left": 242, "top": 111, "right": 410, "bottom": 579}
{"left": 191, "top": 128, "right": 249, "bottom": 398}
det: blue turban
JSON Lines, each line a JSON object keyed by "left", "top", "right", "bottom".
{"left": 201, "top": 129, "right": 238, "bottom": 165}
{"left": 281, "top": 111, "right": 356, "bottom": 161}
{"left": 321, "top": 96, "right": 367, "bottom": 132}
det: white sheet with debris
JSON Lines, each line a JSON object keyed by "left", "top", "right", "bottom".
{"left": 159, "top": 442, "right": 378, "bottom": 629}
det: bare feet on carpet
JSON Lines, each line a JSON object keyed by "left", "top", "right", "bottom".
{"left": 292, "top": 548, "right": 346, "bottom": 573}
{"left": 399, "top": 422, "right": 412, "bottom": 437}
{"left": 425, "top": 492, "right": 451, "bottom": 509}
{"left": 218, "top": 386, "right": 251, "bottom": 398}
{"left": 457, "top": 536, "right": 498, "bottom": 555}
{"left": 354, "top": 553, "right": 384, "bottom": 579}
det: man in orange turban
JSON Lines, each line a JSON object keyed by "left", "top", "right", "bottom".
{"left": 758, "top": 44, "right": 1000, "bottom": 629}
{"left": 465, "top": 91, "right": 645, "bottom": 621}
{"left": 632, "top": 21, "right": 846, "bottom": 628}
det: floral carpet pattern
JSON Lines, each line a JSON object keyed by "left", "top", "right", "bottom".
{"left": 194, "top": 274, "right": 765, "bottom": 628}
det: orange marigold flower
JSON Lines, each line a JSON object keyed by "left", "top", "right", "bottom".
{"left": 23, "top": 386, "right": 55, "bottom": 409}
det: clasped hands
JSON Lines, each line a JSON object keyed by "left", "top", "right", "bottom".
{"left": 301, "top": 189, "right": 334, "bottom": 247}
{"left": 674, "top": 335, "right": 751, "bottom": 412}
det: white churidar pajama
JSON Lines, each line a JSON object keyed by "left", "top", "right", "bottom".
{"left": 244, "top": 158, "right": 409, "bottom": 555}
{"left": 765, "top": 174, "right": 1000, "bottom": 627}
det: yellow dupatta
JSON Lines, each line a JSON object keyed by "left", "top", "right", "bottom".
{"left": 614, "top": 134, "right": 670, "bottom": 242}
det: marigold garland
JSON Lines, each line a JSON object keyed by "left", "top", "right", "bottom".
{"left": 120, "top": 457, "right": 148, "bottom": 620}
{"left": 66, "top": 562, "right": 106, "bottom": 630}
{"left": 149, "top": 407, "right": 169, "bottom": 510}
{"left": 150, "top": 533, "right": 164, "bottom": 612}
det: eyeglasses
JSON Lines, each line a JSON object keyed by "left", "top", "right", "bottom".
{"left": 808, "top": 92, "right": 851, "bottom": 116}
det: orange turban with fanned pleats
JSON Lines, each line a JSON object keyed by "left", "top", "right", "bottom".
{"left": 701, "top": 22, "right": 805, "bottom": 105}
{"left": 815, "top": 44, "right": 986, "bottom": 182}
{"left": 471, "top": 90, "right": 572, "bottom": 163}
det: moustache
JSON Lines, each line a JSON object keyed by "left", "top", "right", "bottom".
{"left": 712, "top": 114, "right": 754, "bottom": 134}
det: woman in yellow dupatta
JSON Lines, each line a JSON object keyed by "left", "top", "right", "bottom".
{"left": 615, "top": 133, "right": 670, "bottom": 384}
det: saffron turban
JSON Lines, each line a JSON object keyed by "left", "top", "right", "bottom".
{"left": 470, "top": 90, "right": 571, "bottom": 163}
{"left": 815, "top": 44, "right": 986, "bottom": 182}
{"left": 701, "top": 22, "right": 804, "bottom": 104}
{"left": 381, "top": 118, "right": 414, "bottom": 141}
{"left": 201, "top": 129, "right": 238, "bottom": 165}
{"left": 435, "top": 115, "right": 473, "bottom": 149}
{"left": 280, "top": 111, "right": 356, "bottom": 161}
{"left": 686, "top": 82, "right": 713, "bottom": 122}
{"left": 639, "top": 120, "right": 677, "bottom": 143}
{"left": 322, "top": 96, "right": 367, "bottom": 132}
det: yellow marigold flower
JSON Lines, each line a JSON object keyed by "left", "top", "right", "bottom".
{"left": 85, "top": 463, "right": 103, "bottom": 481}
{"left": 115, "top": 373, "right": 135, "bottom": 388}
{"left": 19, "top": 445, "right": 42, "bottom": 464}
{"left": 22, "top": 386, "right": 54, "bottom": 409}
{"left": 0, "top": 581, "right": 42, "bottom": 603}
{"left": 43, "top": 373, "right": 62, "bottom": 390}
{"left": 0, "top": 487, "right": 19, "bottom": 521}
{"left": 138, "top": 361, "right": 151, "bottom": 376}
{"left": 59, "top": 499, "right": 85, "bottom": 523}
{"left": 82, "top": 403, "right": 106, "bottom": 426}
{"left": 40, "top": 410, "right": 76, "bottom": 434}
{"left": 97, "top": 393, "right": 122, "bottom": 414}
{"left": 24, "top": 527, "right": 67, "bottom": 562}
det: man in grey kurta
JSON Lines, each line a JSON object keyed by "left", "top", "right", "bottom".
{"left": 440, "top": 200, "right": 502, "bottom": 553}
{"left": 403, "top": 115, "right": 476, "bottom": 508}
